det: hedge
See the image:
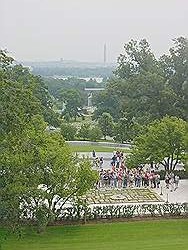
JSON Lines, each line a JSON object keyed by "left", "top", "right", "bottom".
{"left": 57, "top": 203, "right": 188, "bottom": 222}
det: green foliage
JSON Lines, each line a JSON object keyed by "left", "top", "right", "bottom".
{"left": 35, "top": 205, "right": 52, "bottom": 234}
{"left": 115, "top": 39, "right": 160, "bottom": 79}
{"left": 60, "top": 122, "right": 77, "bottom": 140}
{"left": 113, "top": 118, "right": 145, "bottom": 143}
{"left": 0, "top": 78, "right": 41, "bottom": 138}
{"left": 184, "top": 123, "right": 188, "bottom": 171}
{"left": 0, "top": 49, "right": 14, "bottom": 69}
{"left": 60, "top": 89, "right": 84, "bottom": 121}
{"left": 0, "top": 51, "right": 98, "bottom": 233}
{"left": 98, "top": 112, "right": 114, "bottom": 139}
{"left": 160, "top": 37, "right": 188, "bottom": 120}
{"left": 32, "top": 66, "right": 114, "bottom": 78}
{"left": 88, "top": 126, "right": 103, "bottom": 142}
{"left": 1, "top": 117, "right": 98, "bottom": 231}
{"left": 44, "top": 77, "right": 87, "bottom": 98}
{"left": 60, "top": 203, "right": 188, "bottom": 221}
{"left": 93, "top": 37, "right": 188, "bottom": 139}
{"left": 77, "top": 122, "right": 103, "bottom": 142}
{"left": 75, "top": 160, "right": 99, "bottom": 196}
{"left": 0, "top": 50, "right": 59, "bottom": 128}
{"left": 78, "top": 123, "right": 91, "bottom": 140}
{"left": 92, "top": 88, "right": 121, "bottom": 120}
{"left": 43, "top": 77, "right": 107, "bottom": 113}
{"left": 127, "top": 116, "right": 187, "bottom": 171}
{"left": 63, "top": 112, "right": 71, "bottom": 122}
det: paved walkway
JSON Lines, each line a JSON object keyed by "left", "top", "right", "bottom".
{"left": 155, "top": 180, "right": 188, "bottom": 203}
{"left": 78, "top": 152, "right": 114, "bottom": 160}
{"left": 78, "top": 152, "right": 116, "bottom": 169}
{"left": 78, "top": 152, "right": 184, "bottom": 171}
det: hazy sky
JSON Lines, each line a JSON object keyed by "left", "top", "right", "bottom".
{"left": 1, "top": 0, "right": 188, "bottom": 62}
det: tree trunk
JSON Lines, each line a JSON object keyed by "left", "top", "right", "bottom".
{"left": 173, "top": 156, "right": 179, "bottom": 171}
{"left": 170, "top": 154, "right": 174, "bottom": 171}
{"left": 160, "top": 161, "right": 168, "bottom": 172}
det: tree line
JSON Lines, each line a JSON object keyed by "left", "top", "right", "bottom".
{"left": 0, "top": 50, "right": 98, "bottom": 234}
{"left": 32, "top": 66, "right": 114, "bottom": 78}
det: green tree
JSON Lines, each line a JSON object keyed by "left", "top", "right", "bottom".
{"left": 0, "top": 50, "right": 60, "bottom": 128}
{"left": 88, "top": 126, "right": 103, "bottom": 141}
{"left": 0, "top": 51, "right": 98, "bottom": 233}
{"left": 98, "top": 112, "right": 114, "bottom": 140}
{"left": 92, "top": 85, "right": 121, "bottom": 121}
{"left": 93, "top": 38, "right": 187, "bottom": 139}
{"left": 127, "top": 116, "right": 187, "bottom": 171}
{"left": 1, "top": 116, "right": 98, "bottom": 232}
{"left": 184, "top": 123, "right": 188, "bottom": 171}
{"left": 60, "top": 89, "right": 84, "bottom": 121}
{"left": 78, "top": 123, "right": 90, "bottom": 140}
{"left": 60, "top": 123, "right": 77, "bottom": 140}
{"left": 114, "top": 117, "right": 144, "bottom": 143}
{"left": 43, "top": 77, "right": 86, "bottom": 98}
{"left": 121, "top": 72, "right": 179, "bottom": 122}
{"left": 115, "top": 39, "right": 160, "bottom": 79}
{"left": 160, "top": 37, "right": 188, "bottom": 119}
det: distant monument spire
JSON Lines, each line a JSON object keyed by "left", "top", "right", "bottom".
{"left": 104, "top": 43, "right": 107, "bottom": 64}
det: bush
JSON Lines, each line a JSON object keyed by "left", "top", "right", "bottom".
{"left": 59, "top": 203, "right": 188, "bottom": 221}
{"left": 60, "top": 123, "right": 77, "bottom": 140}
{"left": 88, "top": 126, "right": 103, "bottom": 141}
{"left": 78, "top": 123, "right": 90, "bottom": 140}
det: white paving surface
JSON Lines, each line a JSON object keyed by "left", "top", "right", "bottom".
{"left": 153, "top": 180, "right": 188, "bottom": 203}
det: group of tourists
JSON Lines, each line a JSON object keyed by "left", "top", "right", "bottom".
{"left": 165, "top": 172, "right": 180, "bottom": 191}
{"left": 92, "top": 150, "right": 180, "bottom": 191}
{"left": 97, "top": 167, "right": 161, "bottom": 189}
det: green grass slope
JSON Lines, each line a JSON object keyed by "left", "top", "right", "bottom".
{"left": 1, "top": 219, "right": 188, "bottom": 250}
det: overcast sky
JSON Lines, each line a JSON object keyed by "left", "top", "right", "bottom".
{"left": 1, "top": 0, "right": 188, "bottom": 62}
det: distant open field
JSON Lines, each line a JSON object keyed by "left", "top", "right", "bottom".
{"left": 1, "top": 219, "right": 188, "bottom": 250}
{"left": 69, "top": 144, "right": 130, "bottom": 153}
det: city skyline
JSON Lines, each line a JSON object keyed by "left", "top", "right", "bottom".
{"left": 1, "top": 0, "right": 188, "bottom": 62}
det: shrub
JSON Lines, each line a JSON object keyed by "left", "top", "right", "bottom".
{"left": 60, "top": 123, "right": 77, "bottom": 140}
{"left": 58, "top": 203, "right": 188, "bottom": 221}
{"left": 78, "top": 123, "right": 90, "bottom": 140}
{"left": 88, "top": 126, "right": 103, "bottom": 141}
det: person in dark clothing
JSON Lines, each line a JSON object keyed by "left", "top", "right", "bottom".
{"left": 92, "top": 150, "right": 96, "bottom": 158}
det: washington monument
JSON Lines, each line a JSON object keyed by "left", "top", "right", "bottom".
{"left": 104, "top": 43, "right": 107, "bottom": 64}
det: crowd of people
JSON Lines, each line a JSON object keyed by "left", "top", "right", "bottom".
{"left": 92, "top": 150, "right": 180, "bottom": 191}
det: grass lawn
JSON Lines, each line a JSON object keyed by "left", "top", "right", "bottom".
{"left": 1, "top": 219, "right": 188, "bottom": 250}
{"left": 69, "top": 144, "right": 130, "bottom": 153}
